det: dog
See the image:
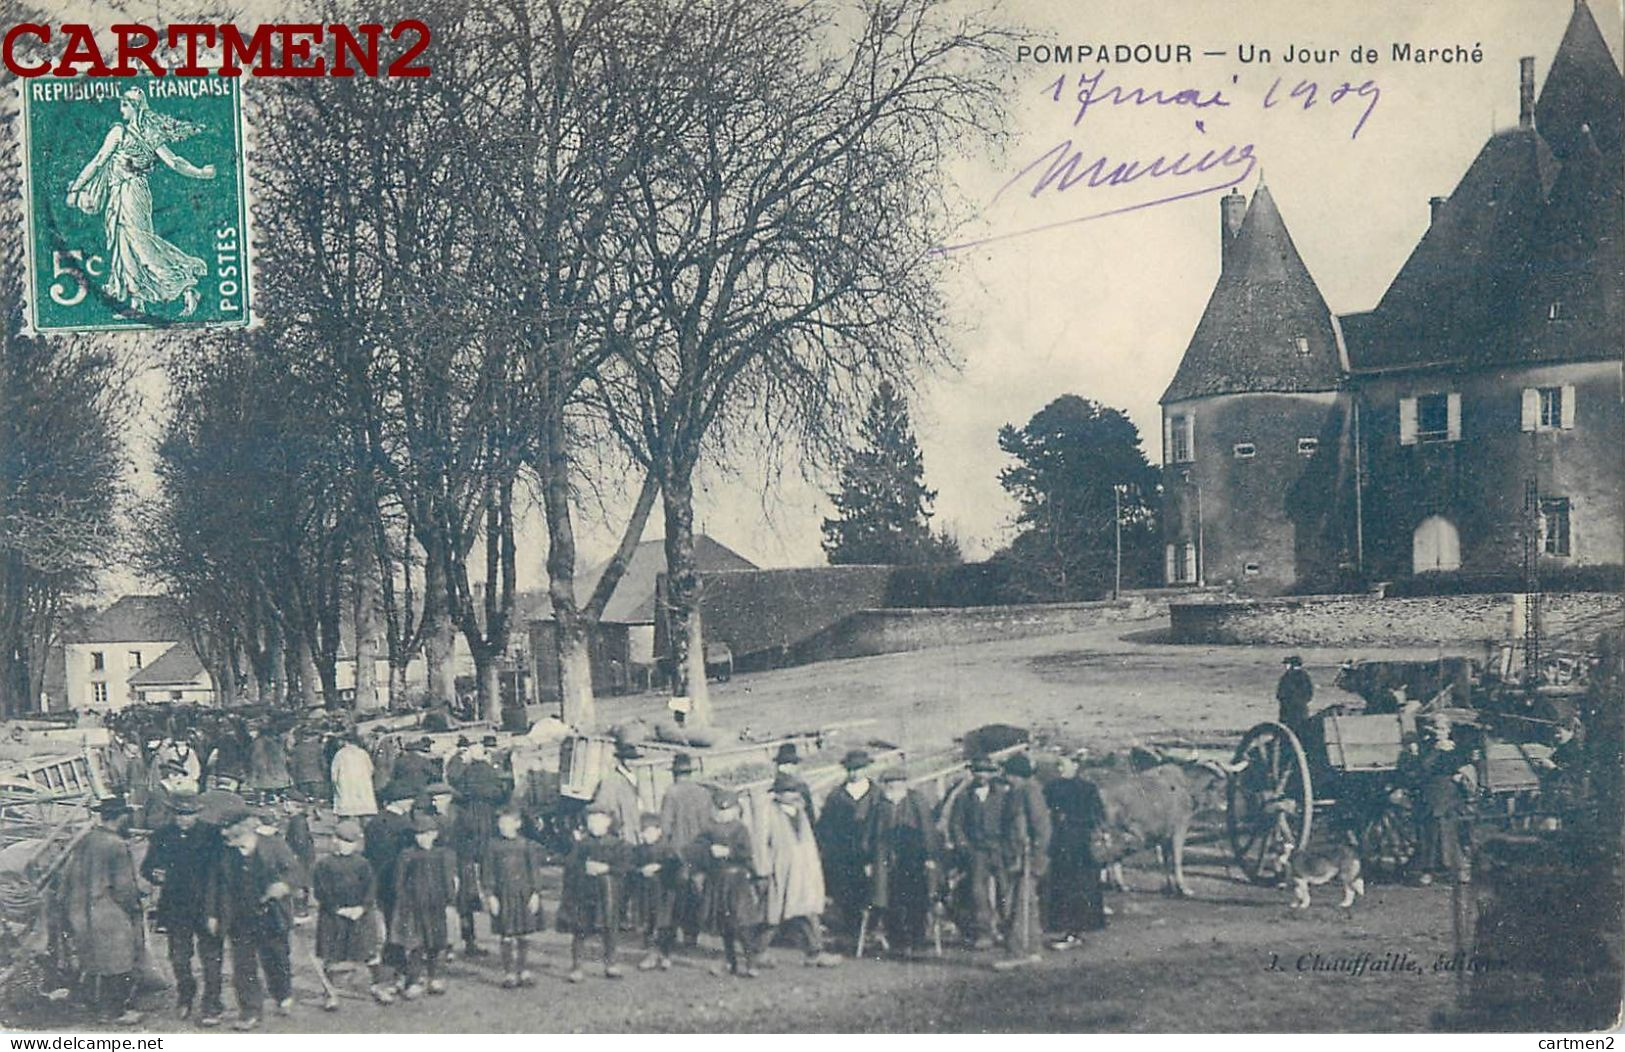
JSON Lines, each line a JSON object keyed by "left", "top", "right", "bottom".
{"left": 1276, "top": 839, "right": 1364, "bottom": 909}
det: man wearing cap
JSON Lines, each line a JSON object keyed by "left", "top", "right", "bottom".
{"left": 366, "top": 782, "right": 421, "bottom": 987}
{"left": 1277, "top": 656, "right": 1314, "bottom": 740}
{"left": 55, "top": 795, "right": 145, "bottom": 1024}
{"left": 862, "top": 768, "right": 940, "bottom": 958}
{"left": 592, "top": 740, "right": 644, "bottom": 845}
{"left": 215, "top": 804, "right": 304, "bottom": 1029}
{"left": 392, "top": 738, "right": 436, "bottom": 796}
{"left": 659, "top": 752, "right": 712, "bottom": 948}
{"left": 449, "top": 739, "right": 508, "bottom": 959}
{"left": 946, "top": 757, "right": 1006, "bottom": 949}
{"left": 141, "top": 790, "right": 228, "bottom": 1023}
{"left": 995, "top": 754, "right": 1050, "bottom": 966}
{"left": 817, "top": 749, "right": 876, "bottom": 943}
{"left": 772, "top": 744, "right": 817, "bottom": 818}
{"left": 761, "top": 773, "right": 841, "bottom": 967}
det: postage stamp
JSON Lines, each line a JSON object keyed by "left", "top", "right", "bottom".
{"left": 20, "top": 75, "right": 250, "bottom": 333}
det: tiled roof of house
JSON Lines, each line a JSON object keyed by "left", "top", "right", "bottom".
{"left": 529, "top": 534, "right": 758, "bottom": 624}
{"left": 75, "top": 595, "right": 185, "bottom": 645}
{"left": 127, "top": 643, "right": 207, "bottom": 688}
{"left": 1344, "top": 3, "right": 1622, "bottom": 373}
{"left": 1161, "top": 183, "right": 1343, "bottom": 403}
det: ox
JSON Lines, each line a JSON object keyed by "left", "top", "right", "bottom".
{"left": 1087, "top": 758, "right": 1244, "bottom": 898}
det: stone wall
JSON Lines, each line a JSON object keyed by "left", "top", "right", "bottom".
{"left": 1169, "top": 591, "right": 1625, "bottom": 646}
{"left": 795, "top": 593, "right": 1165, "bottom": 663}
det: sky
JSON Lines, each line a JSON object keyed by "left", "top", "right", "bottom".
{"left": 28, "top": 0, "right": 1624, "bottom": 593}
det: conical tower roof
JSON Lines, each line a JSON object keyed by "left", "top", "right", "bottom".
{"left": 1161, "top": 183, "right": 1342, "bottom": 404}
{"left": 1535, "top": 0, "right": 1623, "bottom": 163}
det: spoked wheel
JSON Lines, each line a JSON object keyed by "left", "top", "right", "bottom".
{"left": 1227, "top": 722, "right": 1314, "bottom": 884}
{"left": 1359, "top": 791, "right": 1420, "bottom": 877}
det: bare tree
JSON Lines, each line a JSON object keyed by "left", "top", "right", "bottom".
{"left": 593, "top": 0, "right": 1011, "bottom": 724}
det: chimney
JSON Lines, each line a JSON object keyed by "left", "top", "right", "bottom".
{"left": 1519, "top": 56, "right": 1535, "bottom": 129}
{"left": 1219, "top": 190, "right": 1246, "bottom": 271}
{"left": 1429, "top": 195, "right": 1447, "bottom": 224}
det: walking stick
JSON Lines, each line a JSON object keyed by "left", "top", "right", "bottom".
{"left": 855, "top": 906, "right": 869, "bottom": 958}
{"left": 311, "top": 946, "right": 339, "bottom": 1005}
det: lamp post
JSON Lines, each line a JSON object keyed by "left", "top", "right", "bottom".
{"left": 1112, "top": 483, "right": 1128, "bottom": 601}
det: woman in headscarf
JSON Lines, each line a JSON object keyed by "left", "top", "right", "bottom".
{"left": 1043, "top": 750, "right": 1107, "bottom": 950}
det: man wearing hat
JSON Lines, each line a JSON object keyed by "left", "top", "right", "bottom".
{"left": 366, "top": 781, "right": 421, "bottom": 988}
{"left": 391, "top": 737, "right": 437, "bottom": 796}
{"left": 141, "top": 790, "right": 228, "bottom": 1023}
{"left": 1276, "top": 655, "right": 1314, "bottom": 740}
{"left": 995, "top": 753, "right": 1050, "bottom": 967}
{"left": 54, "top": 795, "right": 145, "bottom": 1024}
{"left": 816, "top": 748, "right": 876, "bottom": 943}
{"left": 216, "top": 805, "right": 304, "bottom": 1029}
{"left": 761, "top": 773, "right": 841, "bottom": 967}
{"left": 592, "top": 739, "right": 644, "bottom": 845}
{"left": 772, "top": 743, "right": 817, "bottom": 818}
{"left": 448, "top": 738, "right": 509, "bottom": 959}
{"left": 862, "top": 768, "right": 941, "bottom": 958}
{"left": 659, "top": 752, "right": 712, "bottom": 948}
{"left": 946, "top": 757, "right": 1006, "bottom": 949}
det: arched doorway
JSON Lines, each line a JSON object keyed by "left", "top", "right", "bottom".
{"left": 1412, "top": 515, "right": 1461, "bottom": 573}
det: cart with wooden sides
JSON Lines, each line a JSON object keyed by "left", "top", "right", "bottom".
{"left": 1224, "top": 710, "right": 1552, "bottom": 884}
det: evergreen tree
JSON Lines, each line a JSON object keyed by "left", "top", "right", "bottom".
{"left": 822, "top": 382, "right": 959, "bottom": 566}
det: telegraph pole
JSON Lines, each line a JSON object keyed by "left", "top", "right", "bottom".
{"left": 1113, "top": 483, "right": 1125, "bottom": 600}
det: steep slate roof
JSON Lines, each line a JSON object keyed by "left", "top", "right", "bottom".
{"left": 75, "top": 595, "right": 185, "bottom": 645}
{"left": 530, "top": 534, "right": 757, "bottom": 624}
{"left": 1344, "top": 3, "right": 1622, "bottom": 373}
{"left": 128, "top": 643, "right": 208, "bottom": 688}
{"left": 1161, "top": 183, "right": 1343, "bottom": 403}
{"left": 1535, "top": 0, "right": 1624, "bottom": 162}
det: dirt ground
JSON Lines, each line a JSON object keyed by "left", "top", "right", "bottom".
{"left": 14, "top": 618, "right": 1496, "bottom": 1033}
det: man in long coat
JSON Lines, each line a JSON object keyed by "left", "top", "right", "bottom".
{"left": 592, "top": 741, "right": 644, "bottom": 844}
{"left": 816, "top": 749, "right": 876, "bottom": 942}
{"left": 215, "top": 807, "right": 303, "bottom": 1029}
{"left": 448, "top": 740, "right": 508, "bottom": 957}
{"left": 55, "top": 795, "right": 144, "bottom": 1024}
{"left": 759, "top": 774, "right": 840, "bottom": 967}
{"left": 658, "top": 752, "right": 712, "bottom": 945}
{"left": 1276, "top": 656, "right": 1314, "bottom": 740}
{"left": 996, "top": 754, "right": 1051, "bottom": 966}
{"left": 862, "top": 768, "right": 940, "bottom": 957}
{"left": 248, "top": 726, "right": 293, "bottom": 801}
{"left": 946, "top": 757, "right": 1006, "bottom": 949}
{"left": 331, "top": 736, "right": 378, "bottom": 817}
{"left": 141, "top": 791, "right": 228, "bottom": 1023}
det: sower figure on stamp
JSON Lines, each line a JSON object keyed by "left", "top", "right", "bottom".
{"left": 140, "top": 788, "right": 227, "bottom": 1024}
{"left": 482, "top": 804, "right": 547, "bottom": 989}
{"left": 659, "top": 752, "right": 712, "bottom": 948}
{"left": 311, "top": 820, "right": 386, "bottom": 1009}
{"left": 216, "top": 804, "right": 303, "bottom": 1030}
{"left": 861, "top": 768, "right": 941, "bottom": 959}
{"left": 946, "top": 756, "right": 1007, "bottom": 950}
{"left": 631, "top": 812, "right": 684, "bottom": 971}
{"left": 390, "top": 813, "right": 458, "bottom": 999}
{"left": 557, "top": 801, "right": 633, "bottom": 982}
{"left": 688, "top": 789, "right": 760, "bottom": 978}
{"left": 816, "top": 749, "right": 876, "bottom": 945}
{"left": 761, "top": 773, "right": 842, "bottom": 968}
{"left": 55, "top": 794, "right": 145, "bottom": 1025}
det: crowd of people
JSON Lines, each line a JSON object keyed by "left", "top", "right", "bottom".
{"left": 48, "top": 726, "right": 1114, "bottom": 1030}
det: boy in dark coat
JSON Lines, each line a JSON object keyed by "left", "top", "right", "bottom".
{"left": 391, "top": 813, "right": 458, "bottom": 998}
{"left": 557, "top": 802, "right": 632, "bottom": 982}
{"left": 365, "top": 781, "right": 419, "bottom": 987}
{"left": 687, "top": 789, "right": 759, "bottom": 977}
{"left": 862, "top": 768, "right": 941, "bottom": 958}
{"left": 631, "top": 812, "right": 683, "bottom": 971}
{"left": 141, "top": 791, "right": 227, "bottom": 1023}
{"left": 216, "top": 807, "right": 304, "bottom": 1030}
{"left": 481, "top": 805, "right": 547, "bottom": 988}
{"left": 311, "top": 820, "right": 388, "bottom": 1008}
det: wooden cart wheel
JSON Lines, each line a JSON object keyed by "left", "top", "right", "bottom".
{"left": 1359, "top": 792, "right": 1419, "bottom": 876}
{"left": 1227, "top": 722, "right": 1314, "bottom": 884}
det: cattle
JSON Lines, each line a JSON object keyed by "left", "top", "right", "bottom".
{"left": 1334, "top": 658, "right": 1474, "bottom": 713}
{"left": 1086, "top": 758, "right": 1242, "bottom": 898}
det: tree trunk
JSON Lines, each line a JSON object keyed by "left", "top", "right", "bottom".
{"left": 296, "top": 633, "right": 321, "bottom": 709}
{"left": 662, "top": 467, "right": 712, "bottom": 727}
{"left": 265, "top": 616, "right": 287, "bottom": 707}
{"left": 423, "top": 557, "right": 456, "bottom": 707}
{"left": 388, "top": 660, "right": 409, "bottom": 710}
{"left": 473, "top": 647, "right": 501, "bottom": 724}
{"left": 583, "top": 469, "right": 660, "bottom": 620}
{"left": 353, "top": 539, "right": 383, "bottom": 712}
{"left": 216, "top": 650, "right": 239, "bottom": 706}
{"left": 539, "top": 406, "right": 596, "bottom": 730}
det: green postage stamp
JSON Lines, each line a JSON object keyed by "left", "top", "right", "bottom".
{"left": 21, "top": 75, "right": 250, "bottom": 333}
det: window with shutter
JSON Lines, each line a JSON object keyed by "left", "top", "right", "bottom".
{"left": 1183, "top": 543, "right": 1198, "bottom": 583}
{"left": 1414, "top": 394, "right": 1450, "bottom": 442}
{"left": 1165, "top": 544, "right": 1176, "bottom": 584}
{"left": 1521, "top": 388, "right": 1540, "bottom": 432}
{"left": 1169, "top": 414, "right": 1194, "bottom": 463}
{"left": 1446, "top": 392, "right": 1461, "bottom": 440}
{"left": 1399, "top": 397, "right": 1418, "bottom": 445}
{"left": 1560, "top": 384, "right": 1576, "bottom": 429}
{"left": 1540, "top": 498, "right": 1572, "bottom": 557}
